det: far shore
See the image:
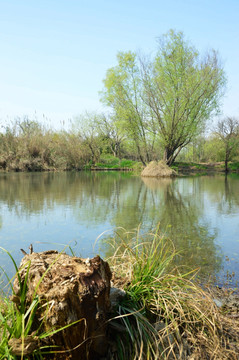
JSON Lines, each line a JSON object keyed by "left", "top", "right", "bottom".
{"left": 0, "top": 161, "right": 239, "bottom": 174}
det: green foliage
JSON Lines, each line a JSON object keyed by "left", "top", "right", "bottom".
{"left": 176, "top": 133, "right": 239, "bottom": 164}
{"left": 101, "top": 52, "right": 153, "bottom": 165}
{"left": 95, "top": 155, "right": 138, "bottom": 169}
{"left": 0, "top": 248, "right": 41, "bottom": 359}
{"left": 96, "top": 154, "right": 120, "bottom": 167}
{"left": 201, "top": 137, "right": 224, "bottom": 162}
{"left": 119, "top": 159, "right": 134, "bottom": 168}
{"left": 101, "top": 30, "right": 226, "bottom": 166}
{"left": 215, "top": 117, "right": 239, "bottom": 172}
{"left": 172, "top": 162, "right": 208, "bottom": 171}
{"left": 228, "top": 161, "right": 239, "bottom": 170}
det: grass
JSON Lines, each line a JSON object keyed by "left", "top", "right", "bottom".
{"left": 0, "top": 228, "right": 239, "bottom": 359}
{"left": 95, "top": 155, "right": 139, "bottom": 169}
{"left": 0, "top": 247, "right": 42, "bottom": 359}
{"left": 172, "top": 162, "right": 208, "bottom": 171}
{"left": 105, "top": 226, "right": 239, "bottom": 359}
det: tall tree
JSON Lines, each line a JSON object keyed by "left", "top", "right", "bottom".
{"left": 141, "top": 30, "right": 226, "bottom": 165}
{"left": 101, "top": 30, "right": 226, "bottom": 165}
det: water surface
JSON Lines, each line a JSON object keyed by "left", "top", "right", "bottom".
{"left": 0, "top": 172, "right": 238, "bottom": 287}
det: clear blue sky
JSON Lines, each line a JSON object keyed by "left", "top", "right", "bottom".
{"left": 0, "top": 0, "right": 238, "bottom": 130}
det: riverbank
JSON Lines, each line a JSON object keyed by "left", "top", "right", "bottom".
{"left": 172, "top": 161, "right": 239, "bottom": 175}
{"left": 1, "top": 280, "right": 238, "bottom": 359}
{"left": 1, "top": 159, "right": 239, "bottom": 175}
{"left": 0, "top": 228, "right": 238, "bottom": 359}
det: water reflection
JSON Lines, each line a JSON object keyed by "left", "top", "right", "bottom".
{"left": 141, "top": 177, "right": 222, "bottom": 277}
{"left": 0, "top": 172, "right": 238, "bottom": 285}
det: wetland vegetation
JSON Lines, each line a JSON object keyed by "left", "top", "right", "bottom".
{"left": 0, "top": 29, "right": 239, "bottom": 359}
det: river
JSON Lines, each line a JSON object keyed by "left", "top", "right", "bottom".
{"left": 0, "top": 171, "right": 238, "bottom": 288}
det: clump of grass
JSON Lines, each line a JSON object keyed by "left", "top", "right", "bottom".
{"left": 106, "top": 226, "right": 239, "bottom": 360}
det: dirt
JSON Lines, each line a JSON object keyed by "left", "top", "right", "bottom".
{"left": 206, "top": 286, "right": 239, "bottom": 357}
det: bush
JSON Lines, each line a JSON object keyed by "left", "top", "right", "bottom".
{"left": 98, "top": 154, "right": 120, "bottom": 166}
{"left": 228, "top": 161, "right": 239, "bottom": 171}
{"left": 120, "top": 159, "right": 134, "bottom": 168}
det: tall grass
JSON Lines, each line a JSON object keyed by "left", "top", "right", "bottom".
{"left": 0, "top": 119, "right": 92, "bottom": 171}
{"left": 0, "top": 247, "right": 41, "bottom": 359}
{"left": 106, "top": 226, "right": 239, "bottom": 359}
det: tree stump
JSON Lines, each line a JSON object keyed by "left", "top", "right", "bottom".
{"left": 12, "top": 250, "right": 112, "bottom": 360}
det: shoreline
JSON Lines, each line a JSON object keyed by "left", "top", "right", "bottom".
{"left": 0, "top": 161, "right": 239, "bottom": 174}
{"left": 0, "top": 252, "right": 238, "bottom": 359}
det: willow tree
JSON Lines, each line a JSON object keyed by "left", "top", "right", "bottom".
{"left": 141, "top": 30, "right": 226, "bottom": 165}
{"left": 101, "top": 30, "right": 226, "bottom": 166}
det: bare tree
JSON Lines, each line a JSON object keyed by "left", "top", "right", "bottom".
{"left": 215, "top": 117, "right": 239, "bottom": 172}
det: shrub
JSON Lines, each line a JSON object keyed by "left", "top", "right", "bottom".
{"left": 120, "top": 159, "right": 134, "bottom": 168}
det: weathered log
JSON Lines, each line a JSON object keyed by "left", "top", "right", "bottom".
{"left": 12, "top": 250, "right": 112, "bottom": 360}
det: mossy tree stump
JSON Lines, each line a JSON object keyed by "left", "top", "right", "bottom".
{"left": 12, "top": 250, "right": 112, "bottom": 360}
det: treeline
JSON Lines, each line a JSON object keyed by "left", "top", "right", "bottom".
{"left": 0, "top": 118, "right": 88, "bottom": 171}
{"left": 177, "top": 116, "right": 239, "bottom": 171}
{"left": 0, "top": 116, "right": 143, "bottom": 172}
{"left": 1, "top": 30, "right": 239, "bottom": 172}
{"left": 0, "top": 114, "right": 238, "bottom": 172}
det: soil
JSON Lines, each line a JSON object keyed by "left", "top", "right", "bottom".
{"left": 206, "top": 286, "right": 239, "bottom": 357}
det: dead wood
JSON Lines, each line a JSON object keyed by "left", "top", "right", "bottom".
{"left": 12, "top": 250, "right": 112, "bottom": 360}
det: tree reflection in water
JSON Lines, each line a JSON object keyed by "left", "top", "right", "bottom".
{"left": 1, "top": 172, "right": 239, "bottom": 284}
{"left": 103, "top": 176, "right": 222, "bottom": 281}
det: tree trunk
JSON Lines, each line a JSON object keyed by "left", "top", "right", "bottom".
{"left": 163, "top": 146, "right": 181, "bottom": 167}
{"left": 163, "top": 148, "right": 168, "bottom": 164}
{"left": 12, "top": 251, "right": 112, "bottom": 360}
{"left": 163, "top": 148, "right": 174, "bottom": 166}
{"left": 225, "top": 158, "right": 228, "bottom": 173}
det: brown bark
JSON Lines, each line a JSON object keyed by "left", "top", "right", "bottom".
{"left": 12, "top": 250, "right": 112, "bottom": 360}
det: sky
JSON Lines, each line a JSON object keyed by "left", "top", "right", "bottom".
{"left": 0, "top": 0, "right": 239, "bottom": 130}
